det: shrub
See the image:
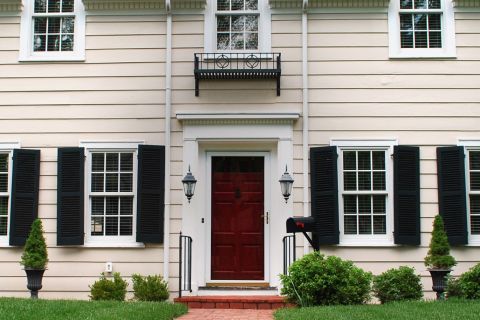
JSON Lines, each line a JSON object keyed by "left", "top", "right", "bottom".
{"left": 454, "top": 263, "right": 480, "bottom": 299}
{"left": 89, "top": 273, "right": 128, "bottom": 301}
{"left": 372, "top": 266, "right": 423, "bottom": 304}
{"left": 132, "top": 274, "right": 169, "bottom": 302}
{"left": 280, "top": 251, "right": 372, "bottom": 306}
{"left": 20, "top": 219, "right": 48, "bottom": 269}
{"left": 446, "top": 276, "right": 463, "bottom": 298}
{"left": 424, "top": 215, "right": 456, "bottom": 269}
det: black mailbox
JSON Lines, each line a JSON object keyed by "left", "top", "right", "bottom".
{"left": 286, "top": 217, "right": 316, "bottom": 233}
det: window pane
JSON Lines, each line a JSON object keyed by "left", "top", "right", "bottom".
{"left": 91, "top": 217, "right": 104, "bottom": 235}
{"left": 415, "top": 32, "right": 428, "bottom": 48}
{"left": 358, "top": 172, "right": 371, "bottom": 190}
{"left": 105, "top": 173, "right": 118, "bottom": 192}
{"left": 33, "top": 35, "right": 46, "bottom": 51}
{"left": 0, "top": 175, "right": 7, "bottom": 193}
{"left": 35, "top": 0, "right": 47, "bottom": 12}
{"left": 62, "top": 17, "right": 75, "bottom": 33}
{"left": 373, "top": 172, "right": 386, "bottom": 190}
{"left": 429, "top": 32, "right": 442, "bottom": 48}
{"left": 61, "top": 34, "right": 74, "bottom": 51}
{"left": 428, "top": 0, "right": 440, "bottom": 9}
{"left": 245, "top": 0, "right": 258, "bottom": 10}
{"left": 47, "top": 34, "right": 60, "bottom": 51}
{"left": 344, "top": 195, "right": 357, "bottom": 214}
{"left": 120, "top": 173, "right": 133, "bottom": 192}
{"left": 232, "top": 33, "right": 244, "bottom": 50}
{"left": 470, "top": 152, "right": 480, "bottom": 170}
{"left": 0, "top": 197, "right": 7, "bottom": 216}
{"left": 358, "top": 195, "right": 371, "bottom": 214}
{"left": 245, "top": 15, "right": 258, "bottom": 31}
{"left": 429, "top": 14, "right": 441, "bottom": 30}
{"left": 471, "top": 195, "right": 480, "bottom": 234}
{"left": 373, "top": 195, "right": 386, "bottom": 213}
{"left": 62, "top": 0, "right": 74, "bottom": 12}
{"left": 120, "top": 197, "right": 133, "bottom": 215}
{"left": 358, "top": 151, "right": 371, "bottom": 170}
{"left": 231, "top": 16, "right": 244, "bottom": 31}
{"left": 0, "top": 217, "right": 7, "bottom": 236}
{"left": 92, "top": 153, "right": 104, "bottom": 172}
{"left": 91, "top": 173, "right": 104, "bottom": 192}
{"left": 372, "top": 151, "right": 385, "bottom": 170}
{"left": 106, "top": 197, "right": 118, "bottom": 215}
{"left": 470, "top": 172, "right": 480, "bottom": 191}
{"left": 48, "top": 17, "right": 61, "bottom": 33}
{"left": 231, "top": 0, "right": 243, "bottom": 10}
{"left": 401, "top": 32, "right": 414, "bottom": 48}
{"left": 344, "top": 215, "right": 357, "bottom": 234}
{"left": 34, "top": 18, "right": 47, "bottom": 33}
{"left": 217, "top": 16, "right": 230, "bottom": 32}
{"left": 344, "top": 172, "right": 357, "bottom": 191}
{"left": 105, "top": 217, "right": 118, "bottom": 236}
{"left": 414, "top": 14, "right": 427, "bottom": 30}
{"left": 373, "top": 216, "right": 387, "bottom": 234}
{"left": 48, "top": 0, "right": 61, "bottom": 12}
{"left": 400, "top": 0, "right": 413, "bottom": 9}
{"left": 91, "top": 197, "right": 104, "bottom": 214}
{"left": 400, "top": 15, "right": 412, "bottom": 31}
{"left": 217, "top": 0, "right": 229, "bottom": 10}
{"left": 359, "top": 215, "right": 372, "bottom": 234}
{"left": 414, "top": 0, "right": 427, "bottom": 9}
{"left": 217, "top": 33, "right": 230, "bottom": 50}
{"left": 120, "top": 153, "right": 133, "bottom": 171}
{"left": 343, "top": 151, "right": 356, "bottom": 170}
{"left": 106, "top": 153, "right": 118, "bottom": 172}
{"left": 0, "top": 154, "right": 7, "bottom": 172}
{"left": 120, "top": 217, "right": 133, "bottom": 235}
{"left": 245, "top": 33, "right": 258, "bottom": 50}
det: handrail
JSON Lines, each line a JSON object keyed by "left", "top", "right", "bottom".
{"left": 282, "top": 234, "right": 296, "bottom": 275}
{"left": 178, "top": 232, "right": 192, "bottom": 298}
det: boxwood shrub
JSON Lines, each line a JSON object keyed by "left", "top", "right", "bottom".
{"left": 132, "top": 274, "right": 169, "bottom": 302}
{"left": 447, "top": 263, "right": 480, "bottom": 299}
{"left": 89, "top": 273, "right": 128, "bottom": 301}
{"left": 280, "top": 252, "right": 372, "bottom": 306}
{"left": 372, "top": 266, "right": 423, "bottom": 304}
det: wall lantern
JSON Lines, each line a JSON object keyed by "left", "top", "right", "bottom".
{"left": 182, "top": 166, "right": 197, "bottom": 203}
{"left": 279, "top": 165, "right": 294, "bottom": 203}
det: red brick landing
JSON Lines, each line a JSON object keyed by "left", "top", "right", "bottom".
{"left": 174, "top": 295, "right": 291, "bottom": 309}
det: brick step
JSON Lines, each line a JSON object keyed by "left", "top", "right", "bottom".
{"left": 174, "top": 295, "right": 291, "bottom": 309}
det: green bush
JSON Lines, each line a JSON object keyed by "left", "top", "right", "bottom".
{"left": 20, "top": 219, "right": 48, "bottom": 269}
{"left": 372, "top": 266, "right": 423, "bottom": 304}
{"left": 89, "top": 273, "right": 128, "bottom": 301}
{"left": 424, "top": 215, "right": 456, "bottom": 269}
{"left": 448, "top": 263, "right": 480, "bottom": 299}
{"left": 132, "top": 274, "right": 169, "bottom": 302}
{"left": 446, "top": 276, "right": 463, "bottom": 298}
{"left": 280, "top": 251, "right": 372, "bottom": 307}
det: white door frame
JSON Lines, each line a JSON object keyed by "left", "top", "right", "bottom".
{"left": 205, "top": 151, "right": 271, "bottom": 283}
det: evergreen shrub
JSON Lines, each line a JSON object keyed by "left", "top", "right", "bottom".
{"left": 424, "top": 215, "right": 456, "bottom": 269}
{"left": 20, "top": 219, "right": 48, "bottom": 269}
{"left": 132, "top": 274, "right": 169, "bottom": 302}
{"left": 372, "top": 266, "right": 423, "bottom": 304}
{"left": 89, "top": 273, "right": 128, "bottom": 301}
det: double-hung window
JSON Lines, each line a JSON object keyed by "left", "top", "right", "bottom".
{"left": 87, "top": 150, "right": 137, "bottom": 244}
{"left": 20, "top": 0, "right": 86, "bottom": 61}
{"left": 467, "top": 149, "right": 480, "bottom": 240}
{"left": 0, "top": 153, "right": 11, "bottom": 243}
{"left": 388, "top": 0, "right": 455, "bottom": 58}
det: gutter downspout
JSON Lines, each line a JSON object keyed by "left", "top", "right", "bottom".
{"left": 302, "top": 0, "right": 310, "bottom": 255}
{"left": 164, "top": 0, "right": 172, "bottom": 282}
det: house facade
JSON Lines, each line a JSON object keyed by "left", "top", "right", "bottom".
{"left": 0, "top": 0, "right": 479, "bottom": 299}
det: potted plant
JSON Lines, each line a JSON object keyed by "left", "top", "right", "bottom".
{"left": 20, "top": 219, "right": 48, "bottom": 299}
{"left": 424, "top": 215, "right": 456, "bottom": 300}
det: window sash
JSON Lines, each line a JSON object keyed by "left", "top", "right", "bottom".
{"left": 467, "top": 150, "right": 480, "bottom": 236}
{"left": 0, "top": 152, "right": 11, "bottom": 240}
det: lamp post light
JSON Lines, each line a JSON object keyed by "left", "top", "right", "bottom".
{"left": 182, "top": 166, "right": 197, "bottom": 203}
{"left": 279, "top": 165, "right": 294, "bottom": 203}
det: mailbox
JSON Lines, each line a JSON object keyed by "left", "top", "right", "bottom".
{"left": 286, "top": 216, "right": 316, "bottom": 233}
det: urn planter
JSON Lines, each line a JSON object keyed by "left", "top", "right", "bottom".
{"left": 25, "top": 268, "right": 45, "bottom": 299}
{"left": 428, "top": 268, "right": 451, "bottom": 300}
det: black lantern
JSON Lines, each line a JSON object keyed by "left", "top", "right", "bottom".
{"left": 279, "top": 165, "right": 294, "bottom": 203}
{"left": 182, "top": 166, "right": 197, "bottom": 203}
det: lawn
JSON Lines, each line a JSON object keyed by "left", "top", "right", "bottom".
{"left": 275, "top": 299, "right": 480, "bottom": 320}
{"left": 0, "top": 298, "right": 187, "bottom": 320}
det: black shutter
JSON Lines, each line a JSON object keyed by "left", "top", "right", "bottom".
{"left": 137, "top": 145, "right": 165, "bottom": 243}
{"left": 310, "top": 146, "right": 339, "bottom": 245}
{"left": 394, "top": 146, "right": 420, "bottom": 245}
{"left": 437, "top": 146, "right": 468, "bottom": 245}
{"left": 57, "top": 148, "right": 84, "bottom": 245}
{"left": 9, "top": 149, "right": 40, "bottom": 246}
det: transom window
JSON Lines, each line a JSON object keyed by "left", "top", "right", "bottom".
{"left": 216, "top": 0, "right": 259, "bottom": 50}
{"left": 89, "top": 152, "right": 135, "bottom": 238}
{"left": 33, "top": 0, "right": 75, "bottom": 52}
{"left": 468, "top": 150, "right": 480, "bottom": 235}
{"left": 399, "top": 0, "right": 442, "bottom": 49}
{"left": 0, "top": 154, "right": 9, "bottom": 237}
{"left": 341, "top": 150, "right": 388, "bottom": 236}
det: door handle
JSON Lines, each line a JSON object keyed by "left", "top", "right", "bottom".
{"left": 261, "top": 212, "right": 269, "bottom": 224}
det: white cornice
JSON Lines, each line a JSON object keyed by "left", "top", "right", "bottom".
{"left": 172, "top": 0, "right": 206, "bottom": 9}
{"left": 269, "top": 0, "right": 390, "bottom": 8}
{"left": 176, "top": 112, "right": 300, "bottom": 125}
{"left": 454, "top": 0, "right": 480, "bottom": 6}
{"left": 0, "top": 0, "right": 22, "bottom": 12}
{"left": 82, "top": 0, "right": 165, "bottom": 10}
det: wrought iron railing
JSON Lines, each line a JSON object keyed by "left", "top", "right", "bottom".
{"left": 194, "top": 52, "right": 281, "bottom": 96}
{"left": 283, "top": 234, "right": 296, "bottom": 275}
{"left": 178, "top": 232, "right": 192, "bottom": 298}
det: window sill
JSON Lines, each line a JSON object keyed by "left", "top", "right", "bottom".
{"left": 337, "top": 238, "right": 396, "bottom": 247}
{"left": 82, "top": 242, "right": 146, "bottom": 248}
{"left": 389, "top": 49, "right": 457, "bottom": 59}
{"left": 19, "top": 54, "right": 86, "bottom": 62}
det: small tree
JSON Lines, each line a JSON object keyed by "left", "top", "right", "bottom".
{"left": 424, "top": 215, "right": 456, "bottom": 270}
{"left": 20, "top": 219, "right": 48, "bottom": 269}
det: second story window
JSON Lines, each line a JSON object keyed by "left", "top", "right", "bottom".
{"left": 216, "top": 0, "right": 258, "bottom": 50}
{"left": 0, "top": 154, "right": 10, "bottom": 238}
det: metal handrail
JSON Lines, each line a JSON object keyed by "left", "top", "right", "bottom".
{"left": 282, "top": 234, "right": 296, "bottom": 275}
{"left": 178, "top": 232, "right": 192, "bottom": 298}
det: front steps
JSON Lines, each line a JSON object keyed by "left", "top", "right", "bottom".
{"left": 174, "top": 295, "right": 291, "bottom": 309}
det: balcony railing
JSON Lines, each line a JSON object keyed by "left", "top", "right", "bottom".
{"left": 194, "top": 52, "right": 281, "bottom": 97}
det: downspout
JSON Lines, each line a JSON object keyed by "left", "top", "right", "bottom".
{"left": 164, "top": 0, "right": 172, "bottom": 281}
{"left": 302, "top": 0, "right": 309, "bottom": 255}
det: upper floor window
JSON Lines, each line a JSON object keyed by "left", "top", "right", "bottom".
{"left": 0, "top": 153, "right": 11, "bottom": 240}
{"left": 20, "top": 0, "right": 86, "bottom": 61}
{"left": 205, "top": 0, "right": 270, "bottom": 52}
{"left": 467, "top": 149, "right": 480, "bottom": 237}
{"left": 388, "top": 0, "right": 456, "bottom": 58}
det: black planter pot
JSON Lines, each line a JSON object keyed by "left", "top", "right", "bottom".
{"left": 428, "top": 268, "right": 451, "bottom": 300}
{"left": 25, "top": 268, "right": 45, "bottom": 299}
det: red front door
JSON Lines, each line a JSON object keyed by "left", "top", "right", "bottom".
{"left": 211, "top": 156, "right": 264, "bottom": 280}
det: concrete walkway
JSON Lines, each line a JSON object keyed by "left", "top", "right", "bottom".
{"left": 177, "top": 308, "right": 275, "bottom": 320}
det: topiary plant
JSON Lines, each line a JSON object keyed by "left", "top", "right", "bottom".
{"left": 280, "top": 251, "right": 372, "bottom": 306}
{"left": 132, "top": 274, "right": 169, "bottom": 301}
{"left": 20, "top": 219, "right": 48, "bottom": 270}
{"left": 89, "top": 272, "right": 128, "bottom": 301}
{"left": 372, "top": 266, "right": 423, "bottom": 304}
{"left": 424, "top": 215, "right": 456, "bottom": 270}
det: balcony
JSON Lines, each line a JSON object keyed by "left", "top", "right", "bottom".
{"left": 194, "top": 52, "right": 281, "bottom": 97}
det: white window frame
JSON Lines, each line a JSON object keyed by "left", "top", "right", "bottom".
{"left": 388, "top": 0, "right": 456, "bottom": 58}
{"left": 0, "top": 143, "right": 20, "bottom": 247}
{"left": 458, "top": 139, "right": 480, "bottom": 246}
{"left": 204, "top": 0, "right": 271, "bottom": 52}
{"left": 331, "top": 139, "right": 397, "bottom": 246}
{"left": 81, "top": 141, "right": 144, "bottom": 247}
{"left": 19, "top": 0, "right": 86, "bottom": 62}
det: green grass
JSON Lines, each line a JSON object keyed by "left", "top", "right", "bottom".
{"left": 275, "top": 299, "right": 480, "bottom": 320}
{"left": 0, "top": 298, "right": 188, "bottom": 320}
